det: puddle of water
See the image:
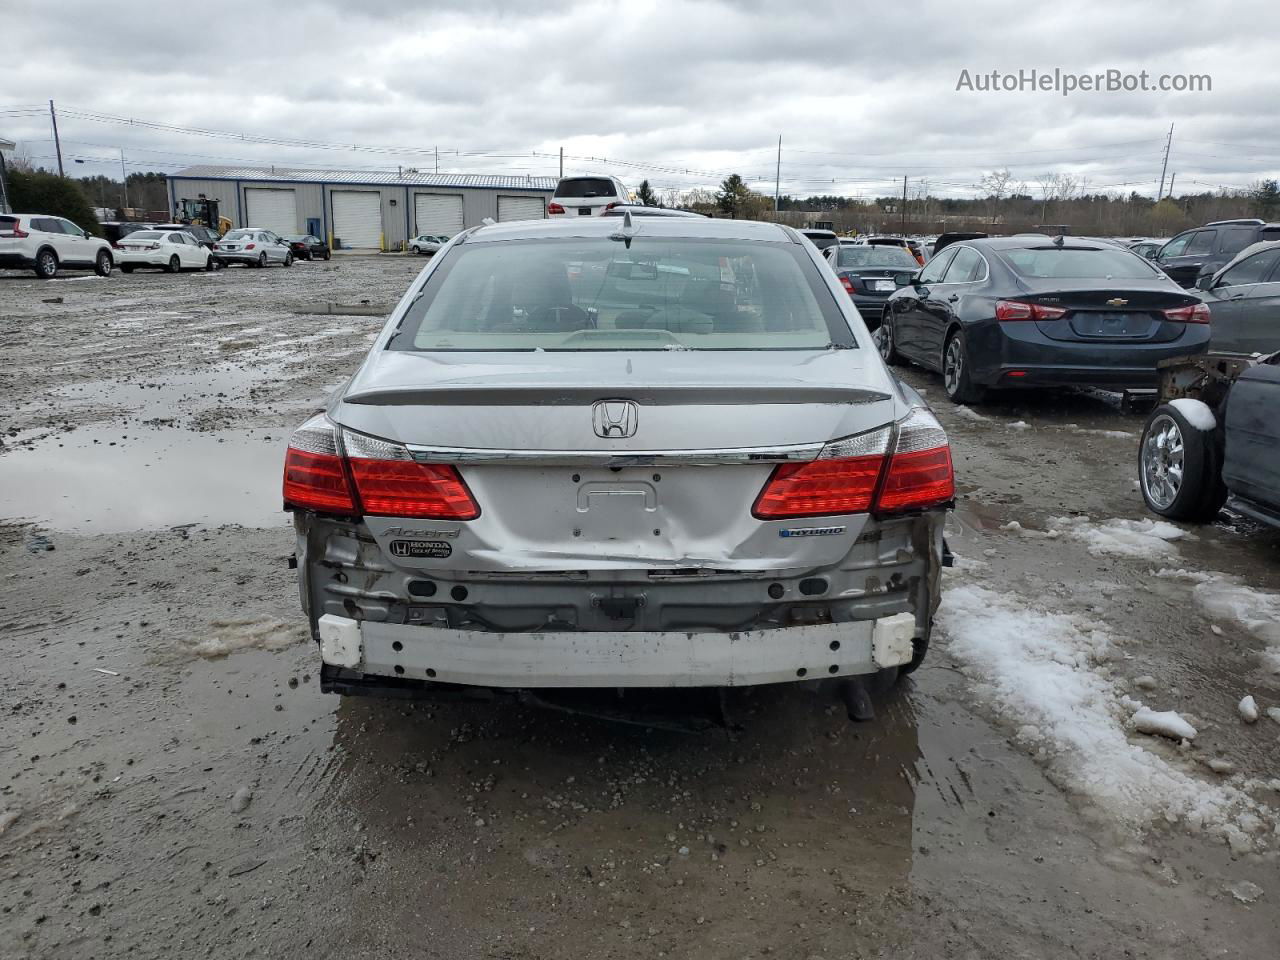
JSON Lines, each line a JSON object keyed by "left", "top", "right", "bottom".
{"left": 0, "top": 427, "right": 289, "bottom": 532}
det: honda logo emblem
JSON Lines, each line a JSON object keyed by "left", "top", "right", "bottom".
{"left": 592, "top": 400, "right": 639, "bottom": 439}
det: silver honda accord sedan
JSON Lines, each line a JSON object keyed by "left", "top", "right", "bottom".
{"left": 282, "top": 215, "right": 954, "bottom": 698}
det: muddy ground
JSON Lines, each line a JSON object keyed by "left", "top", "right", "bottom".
{"left": 2, "top": 256, "right": 1278, "bottom": 959}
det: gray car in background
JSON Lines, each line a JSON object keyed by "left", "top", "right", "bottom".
{"left": 1195, "top": 241, "right": 1280, "bottom": 356}
{"left": 282, "top": 216, "right": 953, "bottom": 703}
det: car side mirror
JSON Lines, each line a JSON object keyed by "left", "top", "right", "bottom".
{"left": 1195, "top": 274, "right": 1215, "bottom": 291}
{"left": 893, "top": 271, "right": 917, "bottom": 288}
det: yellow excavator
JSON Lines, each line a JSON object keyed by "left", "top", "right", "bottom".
{"left": 177, "top": 197, "right": 232, "bottom": 236}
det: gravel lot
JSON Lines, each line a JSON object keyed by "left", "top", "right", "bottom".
{"left": 2, "top": 256, "right": 1278, "bottom": 959}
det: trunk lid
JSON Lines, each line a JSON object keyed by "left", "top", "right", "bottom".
{"left": 1013, "top": 281, "right": 1201, "bottom": 344}
{"left": 338, "top": 349, "right": 904, "bottom": 572}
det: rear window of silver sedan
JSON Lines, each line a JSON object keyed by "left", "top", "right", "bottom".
{"left": 389, "top": 237, "right": 856, "bottom": 352}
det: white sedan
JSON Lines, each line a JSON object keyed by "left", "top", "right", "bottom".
{"left": 116, "top": 230, "right": 216, "bottom": 273}
{"left": 409, "top": 234, "right": 447, "bottom": 254}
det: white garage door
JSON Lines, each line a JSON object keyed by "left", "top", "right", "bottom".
{"left": 497, "top": 195, "right": 545, "bottom": 221}
{"left": 415, "top": 194, "right": 464, "bottom": 237}
{"left": 245, "top": 188, "right": 297, "bottom": 236}
{"left": 332, "top": 191, "right": 382, "bottom": 249}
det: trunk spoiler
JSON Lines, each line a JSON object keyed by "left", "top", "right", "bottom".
{"left": 343, "top": 384, "right": 893, "bottom": 406}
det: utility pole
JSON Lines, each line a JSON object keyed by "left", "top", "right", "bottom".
{"left": 1157, "top": 123, "right": 1174, "bottom": 200}
{"left": 774, "top": 135, "right": 781, "bottom": 213}
{"left": 49, "top": 100, "right": 64, "bottom": 177}
{"left": 120, "top": 148, "right": 129, "bottom": 210}
{"left": 559, "top": 146, "right": 564, "bottom": 179}
{"left": 1167, "top": 172, "right": 1176, "bottom": 200}
{"left": 901, "top": 175, "right": 908, "bottom": 234}
{"left": 434, "top": 145, "right": 439, "bottom": 174}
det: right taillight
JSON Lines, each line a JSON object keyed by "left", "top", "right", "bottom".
{"left": 548, "top": 202, "right": 566, "bottom": 215}
{"left": 283, "top": 415, "right": 479, "bottom": 520}
{"left": 752, "top": 409, "right": 953, "bottom": 520}
{"left": 1163, "top": 302, "right": 1211, "bottom": 323}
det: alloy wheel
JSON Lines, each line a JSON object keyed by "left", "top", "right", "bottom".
{"left": 875, "top": 321, "right": 894, "bottom": 361}
{"left": 943, "top": 338, "right": 963, "bottom": 395}
{"left": 1141, "top": 414, "right": 1185, "bottom": 510}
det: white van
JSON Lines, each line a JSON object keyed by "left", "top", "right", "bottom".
{"left": 547, "top": 175, "right": 630, "bottom": 217}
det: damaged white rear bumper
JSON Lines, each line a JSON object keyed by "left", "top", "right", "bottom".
{"left": 316, "top": 612, "right": 918, "bottom": 688}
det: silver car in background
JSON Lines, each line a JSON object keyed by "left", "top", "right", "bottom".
{"left": 282, "top": 216, "right": 953, "bottom": 700}
{"left": 214, "top": 228, "right": 293, "bottom": 268}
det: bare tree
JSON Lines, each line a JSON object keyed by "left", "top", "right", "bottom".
{"left": 977, "top": 168, "right": 1017, "bottom": 224}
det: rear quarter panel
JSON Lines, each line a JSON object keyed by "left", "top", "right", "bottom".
{"left": 1224, "top": 362, "right": 1280, "bottom": 510}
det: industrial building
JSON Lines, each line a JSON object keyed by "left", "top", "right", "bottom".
{"left": 165, "top": 165, "right": 556, "bottom": 250}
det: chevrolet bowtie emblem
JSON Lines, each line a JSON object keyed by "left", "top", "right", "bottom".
{"left": 1106, "top": 298, "right": 1129, "bottom": 307}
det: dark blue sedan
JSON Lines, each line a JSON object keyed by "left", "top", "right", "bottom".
{"left": 878, "top": 237, "right": 1211, "bottom": 404}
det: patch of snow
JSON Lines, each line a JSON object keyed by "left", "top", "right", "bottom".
{"left": 1229, "top": 880, "right": 1264, "bottom": 903}
{"left": 1267, "top": 707, "right": 1280, "bottom": 725}
{"left": 193, "top": 618, "right": 306, "bottom": 659}
{"left": 1053, "top": 515, "right": 1188, "bottom": 559}
{"left": 1061, "top": 423, "right": 1136, "bottom": 439}
{"left": 950, "top": 554, "right": 989, "bottom": 573}
{"left": 1169, "top": 397, "right": 1217, "bottom": 432}
{"left": 1192, "top": 579, "right": 1280, "bottom": 645}
{"left": 997, "top": 519, "right": 1059, "bottom": 539}
{"left": 1239, "top": 696, "right": 1259, "bottom": 724}
{"left": 939, "top": 582, "right": 1273, "bottom": 849}
{"left": 1153, "top": 567, "right": 1216, "bottom": 584}
{"left": 1131, "top": 707, "right": 1197, "bottom": 741}
{"left": 1006, "top": 420, "right": 1031, "bottom": 430}
{"left": 952, "top": 405, "right": 991, "bottom": 422}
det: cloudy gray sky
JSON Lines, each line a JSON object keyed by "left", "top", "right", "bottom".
{"left": 2, "top": 0, "right": 1276, "bottom": 200}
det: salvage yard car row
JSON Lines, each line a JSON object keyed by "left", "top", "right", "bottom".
{"left": 0, "top": 214, "right": 333, "bottom": 278}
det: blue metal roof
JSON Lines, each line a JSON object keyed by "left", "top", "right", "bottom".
{"left": 168, "top": 165, "right": 556, "bottom": 191}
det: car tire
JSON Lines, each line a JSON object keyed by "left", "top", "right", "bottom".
{"left": 166, "top": 254, "right": 181, "bottom": 274}
{"left": 899, "top": 634, "right": 929, "bottom": 675}
{"left": 205, "top": 255, "right": 216, "bottom": 272}
{"left": 1139, "top": 403, "right": 1226, "bottom": 522}
{"left": 256, "top": 253, "right": 266, "bottom": 268}
{"left": 875, "top": 314, "right": 904, "bottom": 366}
{"left": 411, "top": 245, "right": 420, "bottom": 255}
{"left": 323, "top": 250, "right": 331, "bottom": 261}
{"left": 283, "top": 252, "right": 293, "bottom": 267}
{"left": 94, "top": 250, "right": 112, "bottom": 277}
{"left": 121, "top": 264, "right": 135, "bottom": 274}
{"left": 34, "top": 248, "right": 58, "bottom": 279}
{"left": 942, "top": 330, "right": 986, "bottom": 405}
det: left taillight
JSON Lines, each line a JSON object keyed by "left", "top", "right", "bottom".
{"left": 283, "top": 415, "right": 357, "bottom": 514}
{"left": 995, "top": 300, "right": 1067, "bottom": 321}
{"left": 342, "top": 431, "right": 480, "bottom": 520}
{"left": 839, "top": 275, "right": 856, "bottom": 295}
{"left": 282, "top": 415, "right": 479, "bottom": 520}
{"left": 752, "top": 408, "right": 953, "bottom": 519}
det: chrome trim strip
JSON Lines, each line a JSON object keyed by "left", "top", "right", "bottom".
{"left": 403, "top": 441, "right": 825, "bottom": 466}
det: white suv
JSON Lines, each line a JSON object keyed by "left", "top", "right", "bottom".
{"left": 547, "top": 175, "right": 630, "bottom": 217}
{"left": 0, "top": 214, "right": 114, "bottom": 278}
